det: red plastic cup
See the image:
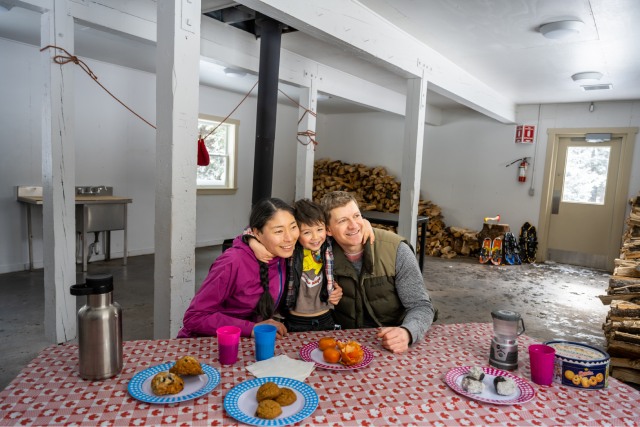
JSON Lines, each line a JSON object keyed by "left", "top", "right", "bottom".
{"left": 217, "top": 326, "right": 241, "bottom": 365}
{"left": 529, "top": 344, "right": 556, "bottom": 385}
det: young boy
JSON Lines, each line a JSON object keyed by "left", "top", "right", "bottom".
{"left": 246, "top": 198, "right": 374, "bottom": 332}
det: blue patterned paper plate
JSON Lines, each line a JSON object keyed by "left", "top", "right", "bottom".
{"left": 224, "top": 376, "right": 318, "bottom": 426}
{"left": 127, "top": 362, "right": 220, "bottom": 404}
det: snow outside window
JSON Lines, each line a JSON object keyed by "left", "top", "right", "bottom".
{"left": 197, "top": 114, "right": 238, "bottom": 194}
{"left": 561, "top": 146, "right": 611, "bottom": 205}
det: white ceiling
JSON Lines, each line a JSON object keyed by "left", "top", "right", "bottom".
{"left": 356, "top": 0, "right": 640, "bottom": 105}
{"left": 0, "top": 0, "right": 638, "bottom": 115}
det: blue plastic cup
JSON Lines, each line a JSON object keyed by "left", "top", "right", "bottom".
{"left": 253, "top": 324, "right": 277, "bottom": 361}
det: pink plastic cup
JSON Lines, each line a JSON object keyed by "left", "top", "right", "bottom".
{"left": 217, "top": 326, "right": 241, "bottom": 365}
{"left": 529, "top": 344, "right": 556, "bottom": 386}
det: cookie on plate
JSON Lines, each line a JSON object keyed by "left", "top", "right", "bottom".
{"left": 151, "top": 372, "right": 184, "bottom": 396}
{"left": 275, "top": 387, "right": 297, "bottom": 406}
{"left": 255, "top": 399, "right": 282, "bottom": 419}
{"left": 256, "top": 382, "right": 281, "bottom": 402}
{"left": 169, "top": 355, "right": 204, "bottom": 376}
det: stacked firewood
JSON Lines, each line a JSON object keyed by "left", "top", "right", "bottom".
{"left": 313, "top": 158, "right": 479, "bottom": 258}
{"left": 600, "top": 194, "right": 640, "bottom": 385}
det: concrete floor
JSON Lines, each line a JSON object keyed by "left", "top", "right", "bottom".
{"left": 0, "top": 248, "right": 612, "bottom": 391}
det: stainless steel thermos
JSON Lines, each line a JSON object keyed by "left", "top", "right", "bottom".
{"left": 70, "top": 274, "right": 122, "bottom": 380}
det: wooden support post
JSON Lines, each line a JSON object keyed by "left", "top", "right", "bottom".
{"left": 154, "top": 0, "right": 201, "bottom": 338}
{"left": 41, "top": 0, "right": 77, "bottom": 344}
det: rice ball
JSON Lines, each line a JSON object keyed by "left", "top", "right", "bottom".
{"left": 466, "top": 366, "right": 485, "bottom": 381}
{"left": 461, "top": 376, "right": 485, "bottom": 394}
{"left": 493, "top": 376, "right": 516, "bottom": 396}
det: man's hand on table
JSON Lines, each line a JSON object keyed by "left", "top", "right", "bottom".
{"left": 377, "top": 327, "right": 410, "bottom": 353}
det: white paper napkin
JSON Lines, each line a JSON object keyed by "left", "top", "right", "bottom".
{"left": 246, "top": 355, "right": 315, "bottom": 382}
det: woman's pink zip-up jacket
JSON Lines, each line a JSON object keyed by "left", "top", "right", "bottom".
{"left": 177, "top": 236, "right": 287, "bottom": 338}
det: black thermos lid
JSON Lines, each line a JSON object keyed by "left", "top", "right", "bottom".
{"left": 70, "top": 274, "right": 114, "bottom": 296}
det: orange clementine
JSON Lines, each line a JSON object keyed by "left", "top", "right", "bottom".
{"left": 338, "top": 341, "right": 364, "bottom": 366}
{"left": 322, "top": 348, "right": 341, "bottom": 364}
{"left": 318, "top": 337, "right": 337, "bottom": 351}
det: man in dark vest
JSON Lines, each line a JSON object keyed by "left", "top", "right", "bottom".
{"left": 321, "top": 191, "right": 435, "bottom": 353}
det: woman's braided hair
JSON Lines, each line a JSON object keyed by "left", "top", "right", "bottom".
{"left": 249, "top": 198, "right": 295, "bottom": 321}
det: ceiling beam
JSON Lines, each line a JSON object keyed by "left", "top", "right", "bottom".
{"left": 236, "top": 0, "right": 516, "bottom": 123}
{"left": 201, "top": 0, "right": 238, "bottom": 14}
{"left": 201, "top": 17, "right": 443, "bottom": 124}
{"left": 25, "top": 0, "right": 446, "bottom": 124}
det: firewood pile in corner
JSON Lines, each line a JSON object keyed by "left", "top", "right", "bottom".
{"left": 600, "top": 193, "right": 640, "bottom": 386}
{"left": 312, "top": 158, "right": 479, "bottom": 258}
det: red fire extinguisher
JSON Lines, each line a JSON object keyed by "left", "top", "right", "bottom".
{"left": 518, "top": 158, "right": 528, "bottom": 182}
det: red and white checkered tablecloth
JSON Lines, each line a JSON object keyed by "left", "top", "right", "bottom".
{"left": 1, "top": 323, "right": 638, "bottom": 426}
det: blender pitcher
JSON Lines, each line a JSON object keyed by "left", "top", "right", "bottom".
{"left": 489, "top": 309, "right": 525, "bottom": 371}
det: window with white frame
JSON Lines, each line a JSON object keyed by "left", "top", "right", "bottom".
{"left": 196, "top": 114, "right": 238, "bottom": 194}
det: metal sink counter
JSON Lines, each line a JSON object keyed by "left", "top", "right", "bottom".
{"left": 17, "top": 186, "right": 132, "bottom": 272}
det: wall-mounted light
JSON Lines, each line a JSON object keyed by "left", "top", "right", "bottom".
{"left": 585, "top": 133, "right": 611, "bottom": 143}
{"left": 539, "top": 20, "right": 584, "bottom": 39}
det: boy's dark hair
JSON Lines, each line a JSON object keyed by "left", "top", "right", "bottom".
{"left": 293, "top": 199, "right": 326, "bottom": 227}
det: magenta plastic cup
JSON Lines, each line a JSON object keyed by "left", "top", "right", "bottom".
{"left": 253, "top": 324, "right": 277, "bottom": 361}
{"left": 216, "top": 326, "right": 241, "bottom": 365}
{"left": 529, "top": 344, "right": 556, "bottom": 386}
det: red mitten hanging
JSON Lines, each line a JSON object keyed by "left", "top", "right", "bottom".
{"left": 197, "top": 137, "right": 210, "bottom": 166}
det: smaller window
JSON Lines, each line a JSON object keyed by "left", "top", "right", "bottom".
{"left": 561, "top": 146, "right": 610, "bottom": 205}
{"left": 196, "top": 114, "right": 238, "bottom": 194}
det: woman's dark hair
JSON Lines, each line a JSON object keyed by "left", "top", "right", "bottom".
{"left": 249, "top": 198, "right": 295, "bottom": 320}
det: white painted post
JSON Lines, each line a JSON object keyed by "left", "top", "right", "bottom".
{"left": 398, "top": 75, "right": 427, "bottom": 247}
{"left": 295, "top": 79, "right": 317, "bottom": 200}
{"left": 41, "top": 1, "right": 77, "bottom": 343}
{"left": 154, "top": 0, "right": 201, "bottom": 338}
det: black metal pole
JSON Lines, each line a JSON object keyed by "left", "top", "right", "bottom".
{"left": 252, "top": 15, "right": 282, "bottom": 206}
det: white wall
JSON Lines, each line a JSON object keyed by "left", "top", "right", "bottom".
{"left": 316, "top": 102, "right": 640, "bottom": 234}
{"left": 0, "top": 38, "right": 298, "bottom": 273}
{"left": 3, "top": 35, "right": 638, "bottom": 273}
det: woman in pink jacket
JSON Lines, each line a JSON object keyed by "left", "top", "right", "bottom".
{"left": 177, "top": 198, "right": 298, "bottom": 339}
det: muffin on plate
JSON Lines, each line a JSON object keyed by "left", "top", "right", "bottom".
{"left": 151, "top": 372, "right": 184, "bottom": 395}
{"left": 170, "top": 355, "right": 204, "bottom": 376}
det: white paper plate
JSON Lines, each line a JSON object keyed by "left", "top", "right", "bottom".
{"left": 299, "top": 342, "right": 373, "bottom": 370}
{"left": 445, "top": 366, "right": 535, "bottom": 405}
{"left": 224, "top": 376, "right": 318, "bottom": 426}
{"left": 128, "top": 362, "right": 220, "bottom": 404}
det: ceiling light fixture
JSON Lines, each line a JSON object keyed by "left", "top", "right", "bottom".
{"left": 223, "top": 67, "right": 247, "bottom": 78}
{"left": 571, "top": 71, "right": 603, "bottom": 82}
{"left": 581, "top": 84, "right": 612, "bottom": 91}
{"left": 539, "top": 20, "right": 584, "bottom": 39}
